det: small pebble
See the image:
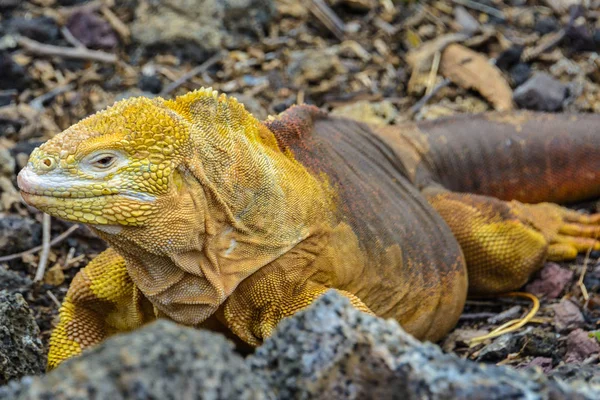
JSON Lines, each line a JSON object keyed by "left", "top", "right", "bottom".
{"left": 138, "top": 74, "right": 163, "bottom": 94}
{"left": 565, "top": 329, "right": 600, "bottom": 364}
{"left": 552, "top": 299, "right": 584, "bottom": 332}
{"left": 513, "top": 72, "right": 567, "bottom": 111}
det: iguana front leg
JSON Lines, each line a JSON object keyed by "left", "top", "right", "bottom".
{"left": 222, "top": 263, "right": 372, "bottom": 346}
{"left": 48, "top": 248, "right": 155, "bottom": 370}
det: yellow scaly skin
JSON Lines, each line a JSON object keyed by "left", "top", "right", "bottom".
{"left": 17, "top": 89, "right": 600, "bottom": 370}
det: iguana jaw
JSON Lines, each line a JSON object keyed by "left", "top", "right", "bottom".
{"left": 18, "top": 166, "right": 157, "bottom": 227}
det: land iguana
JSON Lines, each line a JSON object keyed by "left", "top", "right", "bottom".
{"left": 16, "top": 89, "right": 600, "bottom": 369}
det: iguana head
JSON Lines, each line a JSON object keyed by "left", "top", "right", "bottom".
{"left": 18, "top": 94, "right": 192, "bottom": 230}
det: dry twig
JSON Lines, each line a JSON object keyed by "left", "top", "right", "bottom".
{"left": 160, "top": 52, "right": 224, "bottom": 96}
{"left": 29, "top": 83, "right": 75, "bottom": 110}
{"left": 17, "top": 36, "right": 117, "bottom": 64}
{"left": 34, "top": 213, "right": 51, "bottom": 282}
{"left": 46, "top": 290, "right": 62, "bottom": 308}
{"left": 409, "top": 78, "right": 451, "bottom": 114}
{"left": 0, "top": 225, "right": 79, "bottom": 263}
{"left": 101, "top": 5, "right": 131, "bottom": 44}
{"left": 60, "top": 26, "right": 85, "bottom": 48}
{"left": 309, "top": 0, "right": 346, "bottom": 41}
{"left": 452, "top": 0, "right": 505, "bottom": 21}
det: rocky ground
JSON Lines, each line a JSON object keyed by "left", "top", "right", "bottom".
{"left": 0, "top": 0, "right": 600, "bottom": 396}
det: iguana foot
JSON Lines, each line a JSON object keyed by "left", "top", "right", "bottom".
{"left": 424, "top": 189, "right": 599, "bottom": 295}
{"left": 510, "top": 201, "right": 600, "bottom": 261}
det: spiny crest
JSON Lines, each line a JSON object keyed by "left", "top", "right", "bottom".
{"left": 39, "top": 95, "right": 191, "bottom": 164}
{"left": 35, "top": 88, "right": 277, "bottom": 171}
{"left": 164, "top": 88, "right": 280, "bottom": 150}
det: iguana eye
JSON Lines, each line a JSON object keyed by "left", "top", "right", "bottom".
{"left": 94, "top": 156, "right": 116, "bottom": 168}
{"left": 81, "top": 150, "right": 126, "bottom": 175}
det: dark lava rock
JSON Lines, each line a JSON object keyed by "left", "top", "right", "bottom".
{"left": 0, "top": 291, "right": 44, "bottom": 385}
{"left": 138, "top": 74, "right": 163, "bottom": 94}
{"left": 534, "top": 17, "right": 560, "bottom": 35}
{"left": 0, "top": 52, "right": 30, "bottom": 91}
{"left": 510, "top": 63, "right": 532, "bottom": 87}
{"left": 66, "top": 11, "right": 118, "bottom": 49}
{"left": 513, "top": 72, "right": 568, "bottom": 111}
{"left": 476, "top": 334, "right": 520, "bottom": 362}
{"left": 0, "top": 320, "right": 273, "bottom": 399}
{"left": 0, "top": 267, "right": 32, "bottom": 295}
{"left": 564, "top": 5, "right": 599, "bottom": 52}
{"left": 248, "top": 291, "right": 600, "bottom": 399}
{"left": 584, "top": 264, "right": 600, "bottom": 293}
{"left": 0, "top": 215, "right": 41, "bottom": 257}
{"left": 519, "top": 328, "right": 557, "bottom": 358}
{"left": 6, "top": 17, "right": 60, "bottom": 43}
{"left": 495, "top": 45, "right": 523, "bottom": 71}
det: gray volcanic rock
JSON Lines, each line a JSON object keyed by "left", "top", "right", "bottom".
{"left": 0, "top": 320, "right": 273, "bottom": 400}
{"left": 0, "top": 291, "right": 44, "bottom": 386}
{"left": 248, "top": 291, "right": 600, "bottom": 400}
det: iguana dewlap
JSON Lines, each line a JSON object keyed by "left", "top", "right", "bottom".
{"left": 17, "top": 89, "right": 600, "bottom": 370}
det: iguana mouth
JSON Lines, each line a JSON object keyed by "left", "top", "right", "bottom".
{"left": 19, "top": 190, "right": 153, "bottom": 203}
{"left": 17, "top": 167, "right": 155, "bottom": 202}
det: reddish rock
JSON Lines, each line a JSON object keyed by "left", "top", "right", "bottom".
{"left": 525, "top": 263, "right": 573, "bottom": 299}
{"left": 552, "top": 299, "right": 584, "bottom": 332}
{"left": 565, "top": 329, "right": 600, "bottom": 364}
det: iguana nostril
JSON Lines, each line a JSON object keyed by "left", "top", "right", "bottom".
{"left": 40, "top": 157, "right": 56, "bottom": 171}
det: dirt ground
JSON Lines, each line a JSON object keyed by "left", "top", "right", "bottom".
{"left": 0, "top": 0, "right": 599, "bottom": 374}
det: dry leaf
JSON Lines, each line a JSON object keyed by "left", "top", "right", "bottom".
{"left": 406, "top": 33, "right": 469, "bottom": 72}
{"left": 43, "top": 263, "right": 65, "bottom": 286}
{"left": 440, "top": 43, "right": 514, "bottom": 111}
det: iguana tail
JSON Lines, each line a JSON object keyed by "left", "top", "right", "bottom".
{"left": 374, "top": 111, "right": 600, "bottom": 204}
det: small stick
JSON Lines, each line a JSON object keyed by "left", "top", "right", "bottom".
{"left": 452, "top": 0, "right": 505, "bottom": 21}
{"left": 61, "top": 27, "right": 85, "bottom": 48}
{"left": 0, "top": 225, "right": 79, "bottom": 263}
{"left": 29, "top": 83, "right": 75, "bottom": 110}
{"left": 47, "top": 290, "right": 62, "bottom": 308}
{"left": 458, "top": 312, "right": 496, "bottom": 320}
{"left": 425, "top": 50, "right": 441, "bottom": 95}
{"left": 309, "top": 0, "right": 346, "bottom": 41}
{"left": 34, "top": 213, "right": 52, "bottom": 282}
{"left": 101, "top": 5, "right": 131, "bottom": 44}
{"left": 160, "top": 52, "right": 223, "bottom": 96}
{"left": 578, "top": 248, "right": 595, "bottom": 302}
{"left": 522, "top": 29, "right": 565, "bottom": 62}
{"left": 64, "top": 246, "right": 76, "bottom": 266}
{"left": 409, "top": 78, "right": 451, "bottom": 114}
{"left": 17, "top": 36, "right": 117, "bottom": 64}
